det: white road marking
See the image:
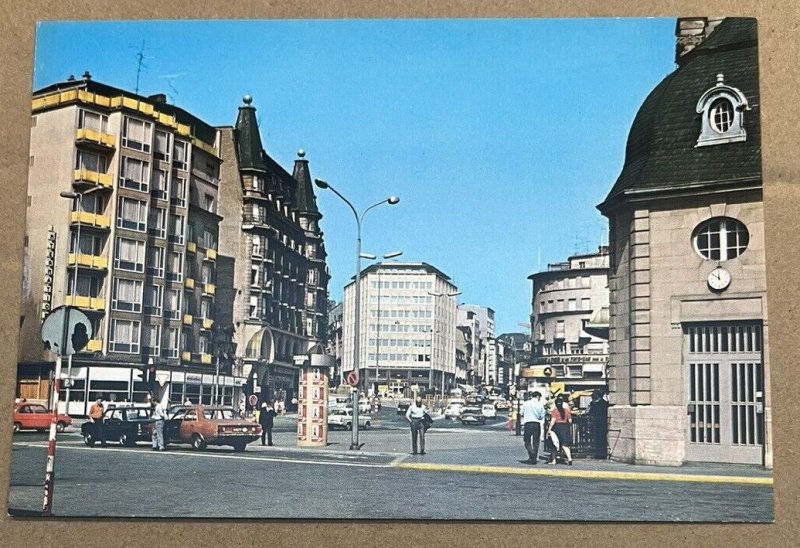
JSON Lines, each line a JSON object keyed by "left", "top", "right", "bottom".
{"left": 12, "top": 441, "right": 392, "bottom": 468}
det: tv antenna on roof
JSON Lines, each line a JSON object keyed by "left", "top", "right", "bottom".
{"left": 134, "top": 39, "right": 147, "bottom": 94}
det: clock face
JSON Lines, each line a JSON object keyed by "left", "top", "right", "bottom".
{"left": 707, "top": 267, "right": 731, "bottom": 291}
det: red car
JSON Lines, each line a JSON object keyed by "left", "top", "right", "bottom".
{"left": 164, "top": 405, "right": 261, "bottom": 452}
{"left": 13, "top": 402, "right": 72, "bottom": 433}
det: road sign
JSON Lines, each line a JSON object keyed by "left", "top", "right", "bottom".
{"left": 41, "top": 306, "right": 93, "bottom": 356}
{"left": 551, "top": 382, "right": 565, "bottom": 398}
{"left": 346, "top": 370, "right": 360, "bottom": 388}
{"left": 248, "top": 394, "right": 258, "bottom": 407}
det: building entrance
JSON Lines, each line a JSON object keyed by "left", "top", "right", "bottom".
{"left": 684, "top": 323, "right": 764, "bottom": 464}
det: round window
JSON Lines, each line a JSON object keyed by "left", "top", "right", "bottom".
{"left": 692, "top": 217, "right": 749, "bottom": 261}
{"left": 709, "top": 98, "right": 734, "bottom": 133}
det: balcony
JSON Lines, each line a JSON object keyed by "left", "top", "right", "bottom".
{"left": 67, "top": 253, "right": 108, "bottom": 270}
{"left": 73, "top": 169, "right": 113, "bottom": 189}
{"left": 65, "top": 295, "right": 106, "bottom": 311}
{"left": 85, "top": 339, "right": 103, "bottom": 352}
{"left": 200, "top": 353, "right": 213, "bottom": 365}
{"left": 204, "top": 248, "right": 217, "bottom": 261}
{"left": 70, "top": 211, "right": 110, "bottom": 229}
{"left": 202, "top": 283, "right": 216, "bottom": 296}
{"left": 75, "top": 127, "right": 116, "bottom": 150}
{"left": 186, "top": 241, "right": 197, "bottom": 254}
{"left": 181, "top": 351, "right": 191, "bottom": 362}
{"left": 201, "top": 318, "right": 214, "bottom": 330}
{"left": 182, "top": 314, "right": 193, "bottom": 326}
{"left": 184, "top": 278, "right": 195, "bottom": 290}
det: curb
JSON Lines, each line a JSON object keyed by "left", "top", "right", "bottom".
{"left": 393, "top": 462, "right": 773, "bottom": 486}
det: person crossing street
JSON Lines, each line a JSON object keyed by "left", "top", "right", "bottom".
{"left": 405, "top": 396, "right": 428, "bottom": 455}
{"left": 521, "top": 391, "right": 545, "bottom": 464}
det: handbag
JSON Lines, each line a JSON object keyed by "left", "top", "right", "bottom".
{"left": 548, "top": 430, "right": 560, "bottom": 450}
{"left": 422, "top": 412, "right": 433, "bottom": 431}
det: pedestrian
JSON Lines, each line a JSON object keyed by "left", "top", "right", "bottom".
{"left": 152, "top": 397, "right": 167, "bottom": 451}
{"left": 521, "top": 391, "right": 546, "bottom": 465}
{"left": 547, "top": 395, "right": 573, "bottom": 465}
{"left": 405, "top": 396, "right": 428, "bottom": 455}
{"left": 588, "top": 389, "right": 610, "bottom": 459}
{"left": 88, "top": 397, "right": 106, "bottom": 446}
{"left": 259, "top": 400, "right": 277, "bottom": 446}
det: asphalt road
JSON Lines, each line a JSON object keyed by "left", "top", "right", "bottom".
{"left": 7, "top": 408, "right": 774, "bottom": 521}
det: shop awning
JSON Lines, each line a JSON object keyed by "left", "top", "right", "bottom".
{"left": 245, "top": 327, "right": 275, "bottom": 362}
{"left": 584, "top": 306, "right": 610, "bottom": 340}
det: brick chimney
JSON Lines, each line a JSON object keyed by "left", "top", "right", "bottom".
{"left": 675, "top": 17, "right": 725, "bottom": 64}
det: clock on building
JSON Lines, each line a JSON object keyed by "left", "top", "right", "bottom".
{"left": 707, "top": 266, "right": 731, "bottom": 291}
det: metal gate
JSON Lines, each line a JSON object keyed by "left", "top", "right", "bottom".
{"left": 685, "top": 323, "right": 764, "bottom": 464}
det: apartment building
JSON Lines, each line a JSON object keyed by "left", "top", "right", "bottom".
{"left": 18, "top": 74, "right": 235, "bottom": 414}
{"left": 457, "top": 304, "right": 495, "bottom": 385}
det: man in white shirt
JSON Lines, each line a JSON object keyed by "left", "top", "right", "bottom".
{"left": 405, "top": 396, "right": 428, "bottom": 455}
{"left": 521, "top": 391, "right": 545, "bottom": 464}
{"left": 152, "top": 398, "right": 168, "bottom": 451}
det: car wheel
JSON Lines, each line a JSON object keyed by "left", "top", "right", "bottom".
{"left": 345, "top": 422, "right": 352, "bottom": 431}
{"left": 13, "top": 422, "right": 21, "bottom": 434}
{"left": 191, "top": 434, "right": 206, "bottom": 450}
{"left": 83, "top": 433, "right": 95, "bottom": 447}
{"left": 364, "top": 421, "right": 370, "bottom": 429}
{"left": 119, "top": 432, "right": 135, "bottom": 447}
{"left": 232, "top": 441, "right": 246, "bottom": 452}
{"left": 56, "top": 422, "right": 67, "bottom": 433}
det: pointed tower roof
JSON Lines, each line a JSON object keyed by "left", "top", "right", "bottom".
{"left": 234, "top": 94, "right": 267, "bottom": 171}
{"left": 292, "top": 149, "right": 321, "bottom": 217}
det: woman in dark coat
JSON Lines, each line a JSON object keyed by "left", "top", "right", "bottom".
{"left": 547, "top": 395, "right": 573, "bottom": 465}
{"left": 259, "top": 400, "right": 277, "bottom": 446}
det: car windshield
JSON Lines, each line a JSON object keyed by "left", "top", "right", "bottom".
{"left": 125, "top": 408, "right": 151, "bottom": 420}
{"left": 203, "top": 409, "right": 237, "bottom": 420}
{"left": 28, "top": 405, "right": 49, "bottom": 414}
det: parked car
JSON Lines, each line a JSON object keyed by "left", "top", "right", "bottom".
{"left": 481, "top": 403, "right": 497, "bottom": 419}
{"left": 396, "top": 399, "right": 412, "bottom": 415}
{"left": 13, "top": 402, "right": 72, "bottom": 433}
{"left": 328, "top": 408, "right": 371, "bottom": 430}
{"left": 444, "top": 402, "right": 464, "bottom": 420}
{"left": 164, "top": 405, "right": 261, "bottom": 452}
{"left": 460, "top": 405, "right": 486, "bottom": 425}
{"left": 81, "top": 405, "right": 153, "bottom": 447}
{"left": 358, "top": 399, "right": 372, "bottom": 414}
{"left": 494, "top": 398, "right": 512, "bottom": 411}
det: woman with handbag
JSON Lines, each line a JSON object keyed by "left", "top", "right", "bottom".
{"left": 547, "top": 395, "right": 573, "bottom": 465}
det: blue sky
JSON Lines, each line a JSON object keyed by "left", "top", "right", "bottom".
{"left": 34, "top": 19, "right": 676, "bottom": 334}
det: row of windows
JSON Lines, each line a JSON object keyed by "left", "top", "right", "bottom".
{"left": 367, "top": 338, "right": 432, "bottom": 348}
{"left": 369, "top": 280, "right": 434, "bottom": 290}
{"left": 368, "top": 295, "right": 433, "bottom": 305}
{"left": 539, "top": 297, "right": 593, "bottom": 314}
{"left": 369, "top": 323, "right": 435, "bottom": 333}
{"left": 369, "top": 310, "right": 433, "bottom": 319}
{"left": 542, "top": 276, "right": 592, "bottom": 292}
{"left": 366, "top": 353, "right": 431, "bottom": 362}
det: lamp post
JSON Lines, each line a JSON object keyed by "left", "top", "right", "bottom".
{"left": 314, "top": 178, "right": 399, "bottom": 450}
{"left": 365, "top": 251, "right": 403, "bottom": 397}
{"left": 428, "top": 290, "right": 461, "bottom": 397}
{"left": 59, "top": 185, "right": 104, "bottom": 413}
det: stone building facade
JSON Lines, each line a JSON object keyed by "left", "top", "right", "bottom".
{"left": 216, "top": 95, "right": 329, "bottom": 408}
{"left": 598, "top": 18, "right": 770, "bottom": 467}
{"left": 527, "top": 247, "right": 609, "bottom": 394}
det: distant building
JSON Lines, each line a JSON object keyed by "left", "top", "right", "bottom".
{"left": 527, "top": 247, "right": 610, "bottom": 394}
{"left": 216, "top": 95, "right": 329, "bottom": 409}
{"left": 598, "top": 18, "right": 769, "bottom": 467}
{"left": 457, "top": 304, "right": 495, "bottom": 384}
{"left": 456, "top": 308, "right": 483, "bottom": 384}
{"left": 325, "top": 301, "right": 343, "bottom": 386}
{"left": 342, "top": 262, "right": 458, "bottom": 396}
{"left": 18, "top": 74, "right": 231, "bottom": 412}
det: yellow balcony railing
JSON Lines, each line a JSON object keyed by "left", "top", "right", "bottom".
{"left": 184, "top": 278, "right": 195, "bottom": 290}
{"left": 182, "top": 314, "right": 193, "bottom": 325}
{"left": 181, "top": 351, "right": 192, "bottom": 362}
{"left": 73, "top": 169, "right": 113, "bottom": 189}
{"left": 186, "top": 241, "right": 197, "bottom": 253}
{"left": 76, "top": 128, "right": 116, "bottom": 149}
{"left": 70, "top": 211, "right": 110, "bottom": 229}
{"left": 176, "top": 123, "right": 191, "bottom": 137}
{"left": 203, "top": 283, "right": 216, "bottom": 296}
{"left": 204, "top": 248, "right": 217, "bottom": 261}
{"left": 202, "top": 318, "right": 214, "bottom": 330}
{"left": 65, "top": 295, "right": 105, "bottom": 311}
{"left": 192, "top": 137, "right": 219, "bottom": 158}
{"left": 200, "top": 353, "right": 213, "bottom": 365}
{"left": 67, "top": 253, "right": 108, "bottom": 270}
{"left": 85, "top": 339, "right": 103, "bottom": 352}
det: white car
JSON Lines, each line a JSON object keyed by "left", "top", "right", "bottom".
{"left": 327, "top": 408, "right": 371, "bottom": 430}
{"left": 444, "top": 402, "right": 464, "bottom": 420}
{"left": 481, "top": 403, "right": 497, "bottom": 419}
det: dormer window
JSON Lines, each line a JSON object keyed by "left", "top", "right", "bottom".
{"left": 695, "top": 73, "right": 749, "bottom": 147}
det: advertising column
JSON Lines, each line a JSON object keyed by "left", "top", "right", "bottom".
{"left": 297, "top": 354, "right": 334, "bottom": 447}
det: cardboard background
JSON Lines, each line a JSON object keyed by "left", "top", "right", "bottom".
{"left": 0, "top": 1, "right": 797, "bottom": 545}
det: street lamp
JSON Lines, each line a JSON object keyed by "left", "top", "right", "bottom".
{"left": 368, "top": 251, "right": 403, "bottom": 397}
{"left": 314, "top": 178, "right": 399, "bottom": 450}
{"left": 428, "top": 290, "right": 462, "bottom": 397}
{"left": 59, "top": 185, "right": 104, "bottom": 412}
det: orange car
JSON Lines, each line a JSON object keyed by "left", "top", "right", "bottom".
{"left": 164, "top": 405, "right": 261, "bottom": 452}
{"left": 13, "top": 402, "right": 72, "bottom": 433}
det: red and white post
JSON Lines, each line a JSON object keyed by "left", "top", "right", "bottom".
{"left": 42, "top": 352, "right": 63, "bottom": 516}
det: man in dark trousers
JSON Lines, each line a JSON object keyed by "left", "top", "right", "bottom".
{"left": 259, "top": 400, "right": 277, "bottom": 446}
{"left": 405, "top": 396, "right": 428, "bottom": 455}
{"left": 521, "top": 391, "right": 545, "bottom": 464}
